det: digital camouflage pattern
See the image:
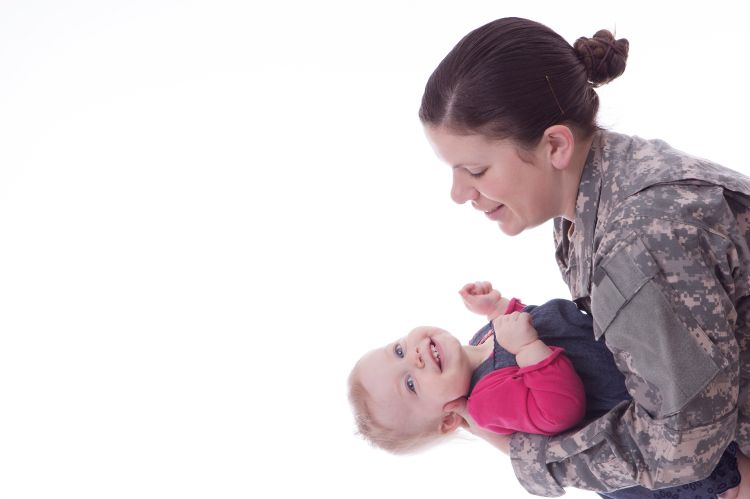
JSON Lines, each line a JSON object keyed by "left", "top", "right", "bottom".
{"left": 509, "top": 131, "right": 750, "bottom": 496}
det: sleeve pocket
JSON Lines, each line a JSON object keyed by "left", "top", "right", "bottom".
{"left": 591, "top": 236, "right": 723, "bottom": 417}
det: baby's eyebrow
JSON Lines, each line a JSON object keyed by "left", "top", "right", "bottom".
{"left": 393, "top": 375, "right": 403, "bottom": 401}
{"left": 384, "top": 344, "right": 394, "bottom": 358}
{"left": 382, "top": 344, "right": 398, "bottom": 367}
{"left": 383, "top": 344, "right": 410, "bottom": 401}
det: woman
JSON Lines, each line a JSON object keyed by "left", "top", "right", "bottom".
{"left": 419, "top": 17, "right": 750, "bottom": 498}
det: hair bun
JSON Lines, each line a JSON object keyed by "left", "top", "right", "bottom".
{"left": 574, "top": 29, "right": 629, "bottom": 87}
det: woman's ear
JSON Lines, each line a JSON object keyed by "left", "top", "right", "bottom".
{"left": 542, "top": 124, "right": 575, "bottom": 171}
{"left": 440, "top": 398, "right": 467, "bottom": 434}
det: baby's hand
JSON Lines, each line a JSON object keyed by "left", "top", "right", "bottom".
{"left": 493, "top": 311, "right": 539, "bottom": 355}
{"left": 459, "top": 281, "right": 506, "bottom": 319}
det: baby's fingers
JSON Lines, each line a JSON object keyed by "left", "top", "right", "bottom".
{"left": 474, "top": 281, "right": 492, "bottom": 293}
{"left": 459, "top": 282, "right": 476, "bottom": 296}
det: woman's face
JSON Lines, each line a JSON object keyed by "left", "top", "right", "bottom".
{"left": 424, "top": 125, "right": 566, "bottom": 236}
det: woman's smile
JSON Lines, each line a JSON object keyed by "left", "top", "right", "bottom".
{"left": 484, "top": 205, "right": 505, "bottom": 221}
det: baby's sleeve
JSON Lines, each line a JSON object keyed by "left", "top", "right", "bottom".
{"left": 504, "top": 297, "right": 527, "bottom": 314}
{"left": 467, "top": 347, "right": 586, "bottom": 435}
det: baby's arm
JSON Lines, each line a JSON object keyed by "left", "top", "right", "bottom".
{"left": 459, "top": 281, "right": 510, "bottom": 319}
{"left": 461, "top": 282, "right": 586, "bottom": 435}
{"left": 492, "top": 312, "right": 552, "bottom": 367}
{"left": 468, "top": 347, "right": 586, "bottom": 435}
{"left": 453, "top": 398, "right": 512, "bottom": 455}
{"left": 460, "top": 281, "right": 552, "bottom": 366}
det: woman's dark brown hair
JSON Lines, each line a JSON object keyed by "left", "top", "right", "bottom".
{"left": 419, "top": 18, "right": 629, "bottom": 147}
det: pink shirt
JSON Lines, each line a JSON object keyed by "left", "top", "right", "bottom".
{"left": 466, "top": 299, "right": 587, "bottom": 435}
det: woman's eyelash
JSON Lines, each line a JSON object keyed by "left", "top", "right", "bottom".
{"left": 469, "top": 169, "right": 487, "bottom": 178}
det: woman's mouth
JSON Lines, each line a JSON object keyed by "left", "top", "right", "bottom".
{"left": 485, "top": 205, "right": 504, "bottom": 221}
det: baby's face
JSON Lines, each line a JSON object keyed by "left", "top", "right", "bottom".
{"left": 357, "top": 326, "right": 474, "bottom": 434}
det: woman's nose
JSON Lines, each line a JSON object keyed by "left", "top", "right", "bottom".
{"left": 451, "top": 171, "right": 477, "bottom": 204}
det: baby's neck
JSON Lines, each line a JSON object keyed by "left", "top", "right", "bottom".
{"left": 463, "top": 340, "right": 494, "bottom": 370}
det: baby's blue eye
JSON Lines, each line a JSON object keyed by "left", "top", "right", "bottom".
{"left": 394, "top": 344, "right": 404, "bottom": 358}
{"left": 405, "top": 375, "right": 416, "bottom": 394}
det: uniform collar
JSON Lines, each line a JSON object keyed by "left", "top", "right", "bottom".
{"left": 554, "top": 130, "right": 604, "bottom": 306}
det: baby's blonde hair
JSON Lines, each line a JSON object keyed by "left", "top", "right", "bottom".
{"left": 347, "top": 360, "right": 444, "bottom": 454}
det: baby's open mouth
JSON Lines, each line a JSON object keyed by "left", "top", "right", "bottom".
{"left": 430, "top": 339, "right": 442, "bottom": 371}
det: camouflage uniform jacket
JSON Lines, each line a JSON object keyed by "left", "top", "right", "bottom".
{"left": 509, "top": 130, "right": 750, "bottom": 496}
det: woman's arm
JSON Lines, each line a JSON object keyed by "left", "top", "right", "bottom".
{"left": 510, "top": 221, "right": 741, "bottom": 496}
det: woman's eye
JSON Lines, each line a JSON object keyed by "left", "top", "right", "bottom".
{"left": 394, "top": 344, "right": 404, "bottom": 358}
{"left": 405, "top": 375, "right": 416, "bottom": 394}
{"left": 469, "top": 169, "right": 487, "bottom": 178}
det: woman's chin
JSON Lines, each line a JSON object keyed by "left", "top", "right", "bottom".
{"left": 497, "top": 222, "right": 524, "bottom": 237}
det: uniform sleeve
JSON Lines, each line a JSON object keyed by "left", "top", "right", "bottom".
{"left": 467, "top": 347, "right": 586, "bottom": 435}
{"left": 510, "top": 224, "right": 740, "bottom": 496}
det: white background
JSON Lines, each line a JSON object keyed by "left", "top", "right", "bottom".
{"left": 0, "top": 1, "right": 747, "bottom": 498}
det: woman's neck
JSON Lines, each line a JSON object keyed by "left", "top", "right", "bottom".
{"left": 561, "top": 132, "right": 596, "bottom": 221}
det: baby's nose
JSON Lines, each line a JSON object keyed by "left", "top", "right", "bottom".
{"left": 414, "top": 346, "right": 425, "bottom": 368}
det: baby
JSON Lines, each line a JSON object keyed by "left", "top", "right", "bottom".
{"left": 349, "top": 282, "right": 743, "bottom": 499}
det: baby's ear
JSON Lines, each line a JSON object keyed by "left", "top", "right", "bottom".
{"left": 440, "top": 398, "right": 467, "bottom": 434}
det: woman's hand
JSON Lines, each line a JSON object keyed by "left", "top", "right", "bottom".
{"left": 459, "top": 281, "right": 508, "bottom": 319}
{"left": 719, "top": 450, "right": 750, "bottom": 499}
